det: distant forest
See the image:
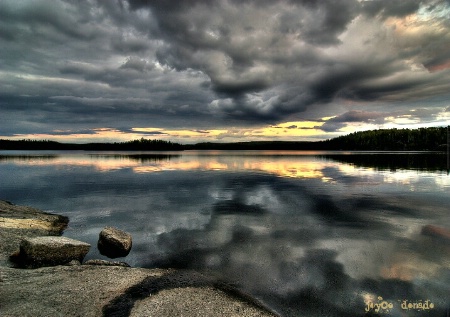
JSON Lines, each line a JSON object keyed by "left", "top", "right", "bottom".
{"left": 185, "top": 127, "right": 449, "bottom": 151}
{"left": 0, "top": 138, "right": 183, "bottom": 151}
{"left": 0, "top": 127, "right": 448, "bottom": 151}
{"left": 322, "top": 126, "right": 448, "bottom": 151}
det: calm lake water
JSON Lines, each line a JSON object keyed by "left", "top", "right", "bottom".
{"left": 1, "top": 150, "right": 449, "bottom": 316}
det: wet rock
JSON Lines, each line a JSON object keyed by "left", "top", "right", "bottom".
{"left": 17, "top": 236, "right": 90, "bottom": 268}
{"left": 98, "top": 226, "right": 132, "bottom": 258}
{"left": 65, "top": 259, "right": 82, "bottom": 266}
{"left": 84, "top": 259, "right": 130, "bottom": 267}
{"left": 0, "top": 200, "right": 68, "bottom": 234}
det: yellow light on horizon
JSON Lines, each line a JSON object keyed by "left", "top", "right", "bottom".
{"left": 2, "top": 120, "right": 330, "bottom": 144}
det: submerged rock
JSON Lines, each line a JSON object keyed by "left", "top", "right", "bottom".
{"left": 421, "top": 225, "right": 450, "bottom": 242}
{"left": 17, "top": 236, "right": 90, "bottom": 268}
{"left": 98, "top": 226, "right": 132, "bottom": 258}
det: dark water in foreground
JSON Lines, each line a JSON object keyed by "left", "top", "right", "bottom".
{"left": 1, "top": 150, "right": 449, "bottom": 317}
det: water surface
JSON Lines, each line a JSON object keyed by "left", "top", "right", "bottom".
{"left": 1, "top": 150, "right": 449, "bottom": 316}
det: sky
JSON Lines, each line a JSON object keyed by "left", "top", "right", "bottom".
{"left": 1, "top": 0, "right": 450, "bottom": 144}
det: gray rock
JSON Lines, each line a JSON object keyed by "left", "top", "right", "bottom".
{"left": 0, "top": 199, "right": 69, "bottom": 267}
{"left": 0, "top": 200, "right": 69, "bottom": 234}
{"left": 65, "top": 259, "right": 82, "bottom": 266}
{"left": 1, "top": 266, "right": 277, "bottom": 317}
{"left": 98, "top": 226, "right": 132, "bottom": 258}
{"left": 18, "top": 236, "right": 90, "bottom": 268}
{"left": 84, "top": 259, "right": 130, "bottom": 267}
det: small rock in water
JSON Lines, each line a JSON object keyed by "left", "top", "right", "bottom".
{"left": 98, "top": 226, "right": 132, "bottom": 258}
{"left": 17, "top": 236, "right": 90, "bottom": 268}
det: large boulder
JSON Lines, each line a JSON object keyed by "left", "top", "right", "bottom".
{"left": 98, "top": 226, "right": 132, "bottom": 258}
{"left": 17, "top": 236, "right": 90, "bottom": 268}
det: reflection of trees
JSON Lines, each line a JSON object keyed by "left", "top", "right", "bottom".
{"left": 0, "top": 154, "right": 179, "bottom": 163}
{"left": 320, "top": 153, "right": 447, "bottom": 171}
{"left": 128, "top": 154, "right": 179, "bottom": 163}
{"left": 0, "top": 155, "right": 58, "bottom": 162}
{"left": 89, "top": 154, "right": 179, "bottom": 163}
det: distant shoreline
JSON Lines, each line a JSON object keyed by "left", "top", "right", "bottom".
{"left": 1, "top": 126, "right": 449, "bottom": 151}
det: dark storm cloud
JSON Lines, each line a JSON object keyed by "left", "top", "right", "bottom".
{"left": 0, "top": 0, "right": 97, "bottom": 41}
{"left": 129, "top": 0, "right": 360, "bottom": 46}
{"left": 126, "top": 0, "right": 450, "bottom": 122}
{"left": 124, "top": 0, "right": 364, "bottom": 120}
{"left": 1, "top": 0, "right": 450, "bottom": 138}
{"left": 117, "top": 127, "right": 167, "bottom": 136}
{"left": 46, "top": 129, "right": 98, "bottom": 136}
{"left": 361, "top": 0, "right": 423, "bottom": 18}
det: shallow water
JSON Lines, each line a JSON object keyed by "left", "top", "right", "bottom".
{"left": 1, "top": 150, "right": 449, "bottom": 316}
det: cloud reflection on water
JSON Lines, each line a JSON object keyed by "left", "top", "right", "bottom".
{"left": 142, "top": 172, "right": 449, "bottom": 316}
{"left": 1, "top": 151, "right": 449, "bottom": 316}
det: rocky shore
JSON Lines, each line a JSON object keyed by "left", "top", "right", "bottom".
{"left": 0, "top": 200, "right": 277, "bottom": 317}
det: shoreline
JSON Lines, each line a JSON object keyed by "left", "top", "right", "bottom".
{"left": 0, "top": 199, "right": 278, "bottom": 317}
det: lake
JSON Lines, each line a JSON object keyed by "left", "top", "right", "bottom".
{"left": 1, "top": 150, "right": 449, "bottom": 316}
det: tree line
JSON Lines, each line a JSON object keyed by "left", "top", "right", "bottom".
{"left": 321, "top": 127, "right": 448, "bottom": 151}
{"left": 0, "top": 127, "right": 448, "bottom": 151}
{"left": 0, "top": 138, "right": 183, "bottom": 151}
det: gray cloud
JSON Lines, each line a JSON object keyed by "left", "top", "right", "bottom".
{"left": 361, "top": 0, "right": 423, "bottom": 18}
{"left": 1, "top": 0, "right": 449, "bottom": 139}
{"left": 318, "top": 110, "right": 387, "bottom": 132}
{"left": 128, "top": 0, "right": 450, "bottom": 122}
{"left": 0, "top": 0, "right": 98, "bottom": 41}
{"left": 318, "top": 107, "right": 448, "bottom": 132}
{"left": 118, "top": 128, "right": 167, "bottom": 136}
{"left": 128, "top": 0, "right": 361, "bottom": 120}
{"left": 44, "top": 129, "right": 99, "bottom": 136}
{"left": 119, "top": 57, "right": 154, "bottom": 72}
